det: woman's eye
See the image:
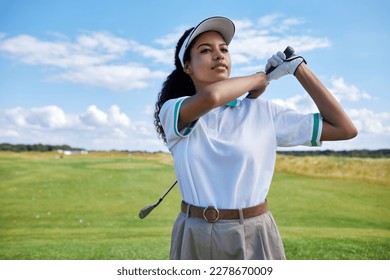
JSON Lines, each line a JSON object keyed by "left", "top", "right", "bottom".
{"left": 200, "top": 48, "right": 211, "bottom": 53}
{"left": 199, "top": 47, "right": 228, "bottom": 54}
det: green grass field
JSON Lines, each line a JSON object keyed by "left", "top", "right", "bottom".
{"left": 0, "top": 151, "right": 389, "bottom": 260}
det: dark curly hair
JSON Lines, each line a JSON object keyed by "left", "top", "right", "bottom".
{"left": 154, "top": 28, "right": 196, "bottom": 144}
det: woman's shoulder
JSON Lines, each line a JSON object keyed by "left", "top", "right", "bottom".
{"left": 161, "top": 96, "right": 190, "bottom": 112}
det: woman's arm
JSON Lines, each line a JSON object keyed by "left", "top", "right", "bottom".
{"left": 178, "top": 72, "right": 268, "bottom": 130}
{"left": 295, "top": 63, "right": 358, "bottom": 141}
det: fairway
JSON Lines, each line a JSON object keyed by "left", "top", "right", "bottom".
{"left": 0, "top": 151, "right": 389, "bottom": 260}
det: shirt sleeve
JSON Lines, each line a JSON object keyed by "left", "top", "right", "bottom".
{"left": 272, "top": 104, "right": 323, "bottom": 147}
{"left": 159, "top": 97, "right": 198, "bottom": 150}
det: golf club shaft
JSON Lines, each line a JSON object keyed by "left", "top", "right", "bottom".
{"left": 160, "top": 180, "right": 177, "bottom": 200}
{"left": 138, "top": 180, "right": 177, "bottom": 219}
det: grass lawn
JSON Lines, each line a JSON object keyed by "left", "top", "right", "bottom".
{"left": 0, "top": 151, "right": 389, "bottom": 259}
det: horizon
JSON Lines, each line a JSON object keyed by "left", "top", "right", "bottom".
{"left": 1, "top": 142, "right": 389, "bottom": 154}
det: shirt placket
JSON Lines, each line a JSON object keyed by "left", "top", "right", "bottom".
{"left": 208, "top": 108, "right": 219, "bottom": 137}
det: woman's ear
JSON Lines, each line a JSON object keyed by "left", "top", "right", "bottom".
{"left": 183, "top": 62, "right": 192, "bottom": 75}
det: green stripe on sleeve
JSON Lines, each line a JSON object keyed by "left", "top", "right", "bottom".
{"left": 173, "top": 99, "right": 183, "bottom": 137}
{"left": 311, "top": 113, "right": 320, "bottom": 146}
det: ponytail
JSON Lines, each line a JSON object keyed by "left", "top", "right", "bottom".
{"left": 154, "top": 28, "right": 196, "bottom": 144}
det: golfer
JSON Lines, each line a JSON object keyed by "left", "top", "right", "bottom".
{"left": 154, "top": 16, "right": 357, "bottom": 260}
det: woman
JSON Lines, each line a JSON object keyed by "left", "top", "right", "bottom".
{"left": 154, "top": 16, "right": 357, "bottom": 260}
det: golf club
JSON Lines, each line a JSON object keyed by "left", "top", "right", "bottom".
{"left": 138, "top": 180, "right": 177, "bottom": 219}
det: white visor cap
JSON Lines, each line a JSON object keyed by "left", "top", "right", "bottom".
{"left": 178, "top": 16, "right": 235, "bottom": 68}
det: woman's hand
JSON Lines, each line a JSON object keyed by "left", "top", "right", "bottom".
{"left": 265, "top": 51, "right": 306, "bottom": 81}
{"left": 246, "top": 72, "right": 269, "bottom": 99}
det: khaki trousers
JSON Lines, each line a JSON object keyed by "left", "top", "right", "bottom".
{"left": 169, "top": 210, "right": 286, "bottom": 260}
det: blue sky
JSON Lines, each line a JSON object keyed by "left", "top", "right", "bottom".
{"left": 0, "top": 0, "right": 389, "bottom": 151}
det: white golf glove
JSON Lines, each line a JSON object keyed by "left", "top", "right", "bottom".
{"left": 265, "top": 51, "right": 306, "bottom": 81}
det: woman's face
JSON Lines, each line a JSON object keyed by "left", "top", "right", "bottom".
{"left": 185, "top": 31, "right": 231, "bottom": 91}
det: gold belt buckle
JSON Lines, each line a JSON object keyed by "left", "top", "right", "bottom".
{"left": 203, "top": 206, "right": 220, "bottom": 223}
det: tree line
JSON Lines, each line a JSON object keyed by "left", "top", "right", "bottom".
{"left": 277, "top": 149, "right": 390, "bottom": 158}
{"left": 0, "top": 143, "right": 84, "bottom": 152}
{"left": 1, "top": 143, "right": 389, "bottom": 158}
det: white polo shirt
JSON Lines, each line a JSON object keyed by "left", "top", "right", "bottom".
{"left": 160, "top": 96, "right": 322, "bottom": 209}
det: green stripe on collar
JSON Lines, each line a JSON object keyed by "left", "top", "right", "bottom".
{"left": 226, "top": 99, "right": 239, "bottom": 107}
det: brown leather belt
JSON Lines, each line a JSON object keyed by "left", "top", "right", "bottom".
{"left": 181, "top": 201, "right": 268, "bottom": 223}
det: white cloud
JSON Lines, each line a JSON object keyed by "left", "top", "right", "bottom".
{"left": 329, "top": 77, "right": 374, "bottom": 102}
{"left": 76, "top": 32, "right": 130, "bottom": 54}
{"left": 143, "top": 105, "right": 155, "bottom": 117}
{"left": 2, "top": 104, "right": 132, "bottom": 130}
{"left": 0, "top": 105, "right": 167, "bottom": 151}
{"left": 3, "top": 107, "right": 27, "bottom": 126}
{"left": 270, "top": 75, "right": 377, "bottom": 108}
{"left": 79, "top": 105, "right": 132, "bottom": 127}
{"left": 28, "top": 106, "right": 68, "bottom": 128}
{"left": 80, "top": 105, "right": 108, "bottom": 126}
{"left": 0, "top": 34, "right": 114, "bottom": 68}
{"left": 0, "top": 129, "right": 19, "bottom": 138}
{"left": 3, "top": 106, "right": 70, "bottom": 129}
{"left": 154, "top": 26, "right": 188, "bottom": 47}
{"left": 230, "top": 34, "right": 330, "bottom": 64}
{"left": 230, "top": 15, "right": 330, "bottom": 66}
{"left": 51, "top": 63, "right": 166, "bottom": 91}
{"left": 256, "top": 14, "right": 305, "bottom": 33}
{"left": 0, "top": 32, "right": 167, "bottom": 91}
{"left": 128, "top": 40, "right": 174, "bottom": 64}
{"left": 258, "top": 14, "right": 283, "bottom": 28}
{"left": 320, "top": 108, "right": 390, "bottom": 151}
{"left": 271, "top": 94, "right": 317, "bottom": 114}
{"left": 108, "top": 105, "right": 131, "bottom": 127}
{"left": 0, "top": 15, "right": 331, "bottom": 91}
{"left": 348, "top": 108, "right": 390, "bottom": 134}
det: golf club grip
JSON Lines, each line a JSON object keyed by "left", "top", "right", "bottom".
{"left": 265, "top": 46, "right": 295, "bottom": 74}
